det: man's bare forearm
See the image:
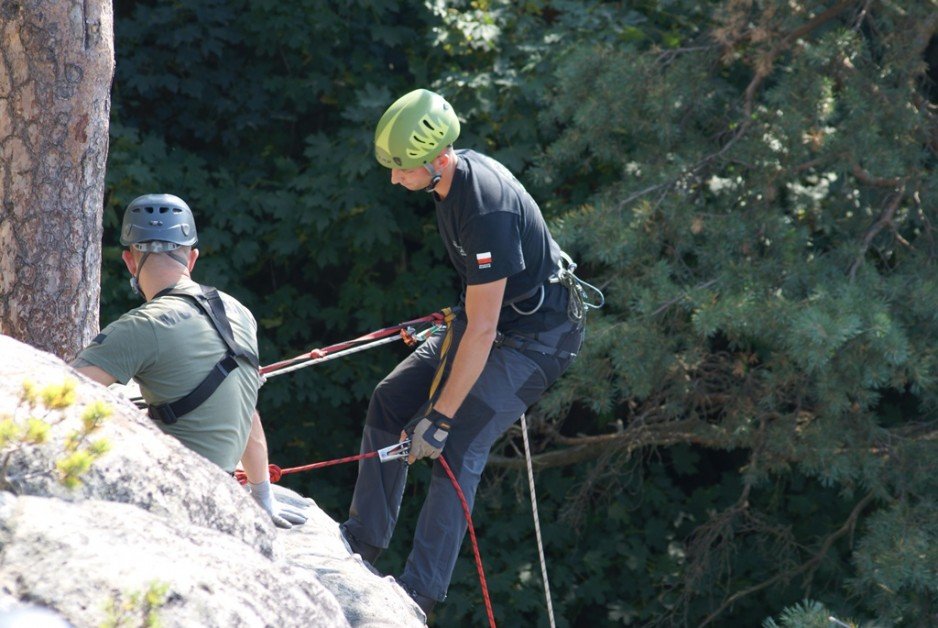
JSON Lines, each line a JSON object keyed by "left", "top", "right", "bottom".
{"left": 241, "top": 410, "right": 270, "bottom": 484}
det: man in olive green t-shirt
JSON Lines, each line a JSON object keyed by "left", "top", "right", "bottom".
{"left": 72, "top": 193, "right": 303, "bottom": 529}
{"left": 75, "top": 276, "right": 258, "bottom": 472}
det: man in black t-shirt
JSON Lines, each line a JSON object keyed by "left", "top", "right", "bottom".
{"left": 341, "top": 89, "right": 585, "bottom": 616}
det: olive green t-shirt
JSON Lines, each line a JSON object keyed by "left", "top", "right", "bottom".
{"left": 73, "top": 279, "right": 259, "bottom": 472}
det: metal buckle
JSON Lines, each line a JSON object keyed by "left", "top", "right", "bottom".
{"left": 377, "top": 439, "right": 411, "bottom": 462}
{"left": 148, "top": 404, "right": 178, "bottom": 425}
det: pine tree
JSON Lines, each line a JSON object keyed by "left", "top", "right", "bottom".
{"left": 536, "top": 0, "right": 937, "bottom": 623}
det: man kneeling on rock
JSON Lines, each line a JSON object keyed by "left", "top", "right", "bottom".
{"left": 71, "top": 193, "right": 304, "bottom": 529}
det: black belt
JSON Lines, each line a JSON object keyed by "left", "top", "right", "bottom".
{"left": 493, "top": 331, "right": 576, "bottom": 360}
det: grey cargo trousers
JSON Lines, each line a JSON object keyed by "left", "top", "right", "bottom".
{"left": 343, "top": 311, "right": 583, "bottom": 602}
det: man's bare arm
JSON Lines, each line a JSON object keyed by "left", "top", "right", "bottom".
{"left": 74, "top": 365, "right": 118, "bottom": 387}
{"left": 432, "top": 278, "right": 506, "bottom": 418}
{"left": 241, "top": 410, "right": 270, "bottom": 484}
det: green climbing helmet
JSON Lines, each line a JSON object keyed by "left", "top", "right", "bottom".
{"left": 374, "top": 89, "right": 460, "bottom": 170}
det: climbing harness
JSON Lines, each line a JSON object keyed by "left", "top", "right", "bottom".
{"left": 493, "top": 331, "right": 577, "bottom": 361}
{"left": 147, "top": 284, "right": 259, "bottom": 425}
{"left": 506, "top": 251, "right": 605, "bottom": 322}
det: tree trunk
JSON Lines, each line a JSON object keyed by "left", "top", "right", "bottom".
{"left": 0, "top": 0, "right": 114, "bottom": 360}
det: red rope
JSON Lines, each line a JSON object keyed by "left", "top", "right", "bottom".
{"left": 234, "top": 452, "right": 378, "bottom": 485}
{"left": 439, "top": 455, "right": 497, "bottom": 628}
{"left": 235, "top": 449, "right": 496, "bottom": 628}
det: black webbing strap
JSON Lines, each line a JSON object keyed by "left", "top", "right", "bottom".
{"left": 493, "top": 331, "right": 576, "bottom": 360}
{"left": 148, "top": 355, "right": 239, "bottom": 425}
{"left": 147, "top": 284, "right": 258, "bottom": 425}
{"left": 197, "top": 287, "right": 259, "bottom": 369}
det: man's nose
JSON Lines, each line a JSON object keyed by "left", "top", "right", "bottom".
{"left": 390, "top": 169, "right": 403, "bottom": 185}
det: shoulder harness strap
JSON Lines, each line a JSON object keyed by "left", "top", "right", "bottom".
{"left": 147, "top": 284, "right": 259, "bottom": 425}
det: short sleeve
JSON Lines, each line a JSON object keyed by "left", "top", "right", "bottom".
{"left": 461, "top": 212, "right": 525, "bottom": 285}
{"left": 72, "top": 314, "right": 159, "bottom": 384}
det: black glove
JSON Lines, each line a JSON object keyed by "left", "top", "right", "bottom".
{"left": 406, "top": 408, "right": 452, "bottom": 464}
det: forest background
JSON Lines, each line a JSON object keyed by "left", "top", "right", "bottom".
{"left": 95, "top": 1, "right": 937, "bottom": 626}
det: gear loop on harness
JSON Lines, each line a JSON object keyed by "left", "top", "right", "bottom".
{"left": 505, "top": 250, "right": 605, "bottom": 322}
{"left": 510, "top": 284, "right": 545, "bottom": 316}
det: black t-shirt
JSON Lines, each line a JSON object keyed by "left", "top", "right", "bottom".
{"left": 434, "top": 150, "right": 566, "bottom": 332}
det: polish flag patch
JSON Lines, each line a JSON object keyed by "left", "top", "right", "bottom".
{"left": 476, "top": 252, "right": 493, "bottom": 268}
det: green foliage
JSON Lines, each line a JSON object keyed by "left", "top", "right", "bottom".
{"left": 1, "top": 381, "right": 111, "bottom": 490}
{"left": 763, "top": 599, "right": 837, "bottom": 628}
{"left": 103, "top": 0, "right": 936, "bottom": 625}
{"left": 851, "top": 499, "right": 938, "bottom": 625}
{"left": 102, "top": 580, "right": 170, "bottom": 628}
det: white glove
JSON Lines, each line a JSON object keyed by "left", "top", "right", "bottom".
{"left": 248, "top": 480, "right": 308, "bottom": 529}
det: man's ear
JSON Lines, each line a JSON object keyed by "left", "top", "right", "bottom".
{"left": 188, "top": 248, "right": 200, "bottom": 272}
{"left": 121, "top": 249, "right": 136, "bottom": 276}
{"left": 433, "top": 149, "right": 450, "bottom": 172}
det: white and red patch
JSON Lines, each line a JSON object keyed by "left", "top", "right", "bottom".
{"left": 476, "top": 252, "right": 493, "bottom": 268}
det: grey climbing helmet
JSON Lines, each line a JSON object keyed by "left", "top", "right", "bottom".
{"left": 120, "top": 194, "right": 198, "bottom": 251}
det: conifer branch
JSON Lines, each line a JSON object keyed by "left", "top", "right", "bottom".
{"left": 848, "top": 184, "right": 906, "bottom": 280}
{"left": 698, "top": 490, "right": 876, "bottom": 627}
{"left": 651, "top": 279, "right": 719, "bottom": 316}
{"left": 743, "top": 0, "right": 857, "bottom": 116}
{"left": 850, "top": 163, "right": 903, "bottom": 188}
{"left": 487, "top": 418, "right": 724, "bottom": 470}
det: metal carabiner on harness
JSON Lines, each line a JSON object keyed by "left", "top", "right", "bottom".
{"left": 556, "top": 251, "right": 605, "bottom": 323}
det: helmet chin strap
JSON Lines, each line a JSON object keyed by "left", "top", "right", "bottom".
{"left": 423, "top": 163, "right": 442, "bottom": 193}
{"left": 129, "top": 251, "right": 152, "bottom": 298}
{"left": 129, "top": 248, "right": 190, "bottom": 299}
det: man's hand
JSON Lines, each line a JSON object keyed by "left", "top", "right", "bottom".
{"left": 248, "top": 480, "right": 308, "bottom": 529}
{"left": 404, "top": 408, "right": 452, "bottom": 464}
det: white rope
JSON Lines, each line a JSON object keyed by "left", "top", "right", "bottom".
{"left": 262, "top": 324, "right": 443, "bottom": 380}
{"left": 520, "top": 413, "right": 556, "bottom": 628}
{"left": 262, "top": 335, "right": 403, "bottom": 379}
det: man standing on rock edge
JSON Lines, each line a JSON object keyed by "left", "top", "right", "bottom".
{"left": 71, "top": 193, "right": 305, "bottom": 529}
{"left": 340, "top": 89, "right": 588, "bottom": 617}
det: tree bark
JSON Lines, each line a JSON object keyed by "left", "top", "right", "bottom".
{"left": 0, "top": 0, "right": 114, "bottom": 360}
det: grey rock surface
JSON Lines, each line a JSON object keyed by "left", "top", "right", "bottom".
{"left": 0, "top": 335, "right": 424, "bottom": 627}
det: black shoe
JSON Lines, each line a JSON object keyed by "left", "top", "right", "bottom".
{"left": 410, "top": 591, "right": 437, "bottom": 616}
{"left": 396, "top": 578, "right": 438, "bottom": 617}
{"left": 339, "top": 523, "right": 383, "bottom": 564}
